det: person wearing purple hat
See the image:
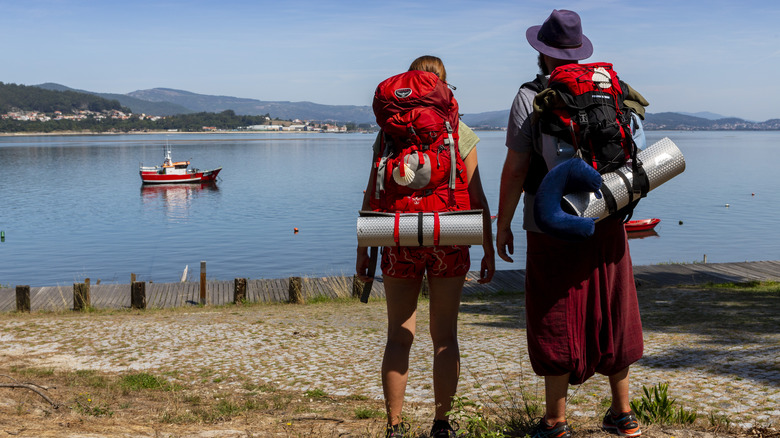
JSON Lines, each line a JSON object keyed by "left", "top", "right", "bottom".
{"left": 496, "top": 9, "right": 644, "bottom": 438}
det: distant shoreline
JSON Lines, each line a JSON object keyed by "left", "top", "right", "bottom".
{"left": 3, "top": 128, "right": 779, "bottom": 138}
{"left": 0, "top": 130, "right": 371, "bottom": 137}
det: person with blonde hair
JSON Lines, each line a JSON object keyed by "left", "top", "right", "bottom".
{"left": 357, "top": 55, "right": 495, "bottom": 437}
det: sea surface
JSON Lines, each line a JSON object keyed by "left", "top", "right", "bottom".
{"left": 0, "top": 130, "right": 777, "bottom": 287}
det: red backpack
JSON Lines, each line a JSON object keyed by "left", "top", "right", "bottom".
{"left": 532, "top": 62, "right": 649, "bottom": 219}
{"left": 540, "top": 62, "right": 636, "bottom": 173}
{"left": 369, "top": 70, "right": 470, "bottom": 212}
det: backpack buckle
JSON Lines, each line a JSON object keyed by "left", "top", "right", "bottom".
{"left": 578, "top": 111, "right": 588, "bottom": 125}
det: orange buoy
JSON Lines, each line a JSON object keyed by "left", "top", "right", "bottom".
{"left": 294, "top": 228, "right": 299, "bottom": 233}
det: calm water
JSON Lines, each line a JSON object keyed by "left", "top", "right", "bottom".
{"left": 0, "top": 131, "right": 777, "bottom": 287}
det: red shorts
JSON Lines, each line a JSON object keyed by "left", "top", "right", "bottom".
{"left": 380, "top": 245, "right": 470, "bottom": 279}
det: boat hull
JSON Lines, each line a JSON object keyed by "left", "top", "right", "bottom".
{"left": 625, "top": 218, "right": 660, "bottom": 232}
{"left": 140, "top": 167, "right": 222, "bottom": 184}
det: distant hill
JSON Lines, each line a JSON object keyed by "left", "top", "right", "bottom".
{"left": 643, "top": 112, "right": 780, "bottom": 130}
{"left": 0, "top": 82, "right": 125, "bottom": 113}
{"left": 678, "top": 111, "right": 727, "bottom": 120}
{"left": 35, "top": 83, "right": 194, "bottom": 116}
{"left": 461, "top": 110, "right": 510, "bottom": 130}
{"left": 128, "top": 88, "right": 375, "bottom": 123}
{"left": 17, "top": 82, "right": 780, "bottom": 130}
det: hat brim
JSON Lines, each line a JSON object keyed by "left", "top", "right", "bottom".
{"left": 526, "top": 25, "right": 593, "bottom": 61}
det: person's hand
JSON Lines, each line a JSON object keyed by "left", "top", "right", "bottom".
{"left": 356, "top": 247, "right": 373, "bottom": 282}
{"left": 478, "top": 249, "right": 495, "bottom": 284}
{"left": 496, "top": 227, "right": 514, "bottom": 263}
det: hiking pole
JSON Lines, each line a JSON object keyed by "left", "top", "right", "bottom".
{"left": 360, "top": 247, "right": 378, "bottom": 303}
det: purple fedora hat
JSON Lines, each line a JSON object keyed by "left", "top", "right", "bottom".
{"left": 526, "top": 9, "right": 592, "bottom": 61}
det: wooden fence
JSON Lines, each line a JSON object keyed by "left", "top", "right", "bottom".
{"left": 2, "top": 261, "right": 779, "bottom": 313}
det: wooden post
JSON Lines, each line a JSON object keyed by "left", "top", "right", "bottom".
{"left": 16, "top": 285, "right": 30, "bottom": 313}
{"left": 131, "top": 282, "right": 146, "bottom": 310}
{"left": 288, "top": 276, "right": 304, "bottom": 304}
{"left": 73, "top": 278, "right": 91, "bottom": 311}
{"left": 199, "top": 261, "right": 207, "bottom": 305}
{"left": 352, "top": 275, "right": 363, "bottom": 299}
{"left": 234, "top": 278, "right": 247, "bottom": 304}
{"left": 131, "top": 273, "right": 136, "bottom": 283}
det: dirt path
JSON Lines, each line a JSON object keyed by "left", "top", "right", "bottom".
{"left": 0, "top": 285, "right": 777, "bottom": 437}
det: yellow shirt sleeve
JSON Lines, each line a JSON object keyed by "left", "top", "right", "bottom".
{"left": 458, "top": 122, "right": 480, "bottom": 159}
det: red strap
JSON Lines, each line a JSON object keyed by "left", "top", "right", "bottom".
{"left": 619, "top": 124, "right": 631, "bottom": 160}
{"left": 433, "top": 212, "right": 440, "bottom": 246}
{"left": 418, "top": 150, "right": 424, "bottom": 166}
{"left": 394, "top": 212, "right": 401, "bottom": 246}
{"left": 398, "top": 156, "right": 405, "bottom": 177}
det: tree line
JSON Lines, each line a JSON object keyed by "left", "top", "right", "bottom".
{"left": 0, "top": 82, "right": 127, "bottom": 113}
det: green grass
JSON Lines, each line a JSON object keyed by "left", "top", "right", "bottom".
{"left": 120, "top": 373, "right": 182, "bottom": 392}
{"left": 10, "top": 366, "right": 55, "bottom": 378}
{"left": 702, "top": 280, "right": 779, "bottom": 292}
{"left": 354, "top": 406, "right": 384, "bottom": 419}
{"left": 73, "top": 393, "right": 113, "bottom": 418}
{"left": 630, "top": 383, "right": 698, "bottom": 425}
{"left": 304, "top": 388, "right": 328, "bottom": 399}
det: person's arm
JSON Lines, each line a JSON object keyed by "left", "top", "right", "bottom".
{"left": 463, "top": 149, "right": 494, "bottom": 284}
{"left": 496, "top": 148, "right": 530, "bottom": 263}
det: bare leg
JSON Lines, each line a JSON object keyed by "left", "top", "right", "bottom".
{"left": 427, "top": 275, "right": 467, "bottom": 420}
{"left": 609, "top": 367, "right": 631, "bottom": 413}
{"left": 382, "top": 276, "right": 423, "bottom": 426}
{"left": 543, "top": 373, "right": 570, "bottom": 424}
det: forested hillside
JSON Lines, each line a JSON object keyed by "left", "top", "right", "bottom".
{"left": 0, "top": 82, "right": 126, "bottom": 113}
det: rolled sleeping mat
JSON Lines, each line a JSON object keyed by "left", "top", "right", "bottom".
{"left": 357, "top": 210, "right": 483, "bottom": 247}
{"left": 563, "top": 137, "right": 685, "bottom": 222}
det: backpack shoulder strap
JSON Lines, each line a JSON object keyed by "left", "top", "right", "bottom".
{"left": 521, "top": 74, "right": 548, "bottom": 93}
{"left": 518, "top": 74, "right": 549, "bottom": 195}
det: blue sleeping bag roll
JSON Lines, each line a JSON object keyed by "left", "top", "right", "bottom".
{"left": 533, "top": 158, "right": 603, "bottom": 241}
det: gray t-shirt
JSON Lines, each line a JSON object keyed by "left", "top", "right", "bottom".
{"left": 505, "top": 85, "right": 550, "bottom": 233}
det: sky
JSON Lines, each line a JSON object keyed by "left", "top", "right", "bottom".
{"left": 2, "top": 0, "right": 780, "bottom": 121}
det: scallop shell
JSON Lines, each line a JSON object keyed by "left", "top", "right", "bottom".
{"left": 392, "top": 163, "right": 416, "bottom": 186}
{"left": 592, "top": 67, "right": 612, "bottom": 89}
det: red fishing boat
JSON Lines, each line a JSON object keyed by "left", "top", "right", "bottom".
{"left": 625, "top": 218, "right": 660, "bottom": 232}
{"left": 139, "top": 144, "right": 221, "bottom": 184}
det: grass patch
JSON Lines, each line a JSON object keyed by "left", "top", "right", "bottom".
{"left": 702, "top": 280, "right": 779, "bottom": 292}
{"left": 73, "top": 393, "right": 113, "bottom": 417}
{"left": 630, "top": 383, "right": 698, "bottom": 425}
{"left": 9, "top": 366, "right": 55, "bottom": 378}
{"left": 71, "top": 369, "right": 110, "bottom": 388}
{"left": 354, "top": 406, "right": 384, "bottom": 419}
{"left": 120, "top": 373, "right": 181, "bottom": 392}
{"left": 304, "top": 388, "right": 328, "bottom": 399}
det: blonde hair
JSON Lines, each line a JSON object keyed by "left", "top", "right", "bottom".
{"left": 408, "top": 55, "right": 447, "bottom": 83}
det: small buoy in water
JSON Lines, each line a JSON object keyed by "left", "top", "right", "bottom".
{"left": 725, "top": 204, "right": 730, "bottom": 208}
{"left": 752, "top": 193, "right": 755, "bottom": 196}
{"left": 678, "top": 220, "right": 683, "bottom": 225}
{"left": 294, "top": 228, "right": 299, "bottom": 234}
{"left": 0, "top": 231, "right": 4, "bottom": 242}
